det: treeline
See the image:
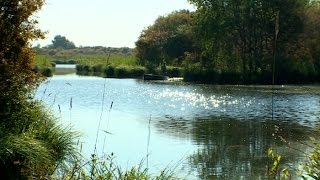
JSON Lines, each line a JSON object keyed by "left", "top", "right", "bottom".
{"left": 36, "top": 46, "right": 133, "bottom": 60}
{"left": 35, "top": 35, "right": 133, "bottom": 61}
{"left": 34, "top": 36, "right": 136, "bottom": 77}
{"left": 135, "top": 1, "right": 320, "bottom": 84}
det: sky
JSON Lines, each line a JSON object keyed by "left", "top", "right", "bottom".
{"left": 34, "top": 0, "right": 195, "bottom": 48}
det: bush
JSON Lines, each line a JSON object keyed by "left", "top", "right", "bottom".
{"left": 92, "top": 64, "right": 103, "bottom": 73}
{"left": 42, "top": 67, "right": 54, "bottom": 77}
{"left": 33, "top": 65, "right": 54, "bottom": 77}
{"left": 114, "top": 67, "right": 129, "bottom": 78}
{"left": 130, "top": 66, "right": 146, "bottom": 77}
{"left": 104, "top": 65, "right": 115, "bottom": 77}
{"left": 76, "top": 64, "right": 146, "bottom": 78}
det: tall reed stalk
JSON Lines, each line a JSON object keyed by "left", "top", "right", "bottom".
{"left": 94, "top": 79, "right": 107, "bottom": 154}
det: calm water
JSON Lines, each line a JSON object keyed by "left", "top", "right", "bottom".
{"left": 36, "top": 66, "right": 320, "bottom": 179}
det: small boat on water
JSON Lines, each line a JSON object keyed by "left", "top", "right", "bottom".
{"left": 143, "top": 74, "right": 168, "bottom": 81}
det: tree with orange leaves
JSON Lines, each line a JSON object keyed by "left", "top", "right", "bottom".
{"left": 0, "top": 1, "right": 78, "bottom": 179}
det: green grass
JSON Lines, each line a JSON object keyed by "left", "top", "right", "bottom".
{"left": 35, "top": 54, "right": 54, "bottom": 67}
{"left": 0, "top": 101, "right": 79, "bottom": 179}
{"left": 58, "top": 153, "right": 181, "bottom": 180}
{"left": 34, "top": 55, "right": 54, "bottom": 77}
{"left": 35, "top": 53, "right": 184, "bottom": 78}
{"left": 76, "top": 54, "right": 138, "bottom": 67}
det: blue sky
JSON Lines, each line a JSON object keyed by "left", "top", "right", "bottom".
{"left": 34, "top": 0, "right": 195, "bottom": 48}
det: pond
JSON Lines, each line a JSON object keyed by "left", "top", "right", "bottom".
{"left": 36, "top": 65, "right": 320, "bottom": 179}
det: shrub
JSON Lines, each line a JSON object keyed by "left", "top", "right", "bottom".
{"left": 92, "top": 64, "right": 103, "bottom": 73}
{"left": 76, "top": 64, "right": 83, "bottom": 72}
{"left": 130, "top": 66, "right": 146, "bottom": 77}
{"left": 42, "top": 67, "right": 54, "bottom": 77}
{"left": 104, "top": 65, "right": 115, "bottom": 77}
{"left": 114, "top": 67, "right": 129, "bottom": 78}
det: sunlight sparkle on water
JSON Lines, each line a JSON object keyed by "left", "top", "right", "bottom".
{"left": 155, "top": 88, "right": 239, "bottom": 110}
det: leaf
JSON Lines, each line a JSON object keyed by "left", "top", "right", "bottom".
{"left": 277, "top": 155, "right": 281, "bottom": 162}
{"left": 268, "top": 148, "right": 273, "bottom": 156}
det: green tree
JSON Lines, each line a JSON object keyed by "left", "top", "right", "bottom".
{"left": 189, "top": 0, "right": 310, "bottom": 84}
{"left": 300, "top": 2, "right": 320, "bottom": 80}
{"left": 135, "top": 10, "right": 195, "bottom": 71}
{"left": 51, "top": 34, "right": 76, "bottom": 49}
{"left": 0, "top": 1, "right": 77, "bottom": 178}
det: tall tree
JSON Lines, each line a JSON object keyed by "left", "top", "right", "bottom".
{"left": 51, "top": 34, "right": 76, "bottom": 49}
{"left": 189, "top": 0, "right": 309, "bottom": 83}
{"left": 135, "top": 10, "right": 195, "bottom": 70}
{"left": 0, "top": 0, "right": 45, "bottom": 110}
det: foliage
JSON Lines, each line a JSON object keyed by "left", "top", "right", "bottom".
{"left": 0, "top": 0, "right": 45, "bottom": 107}
{"left": 135, "top": 10, "right": 195, "bottom": 71}
{"left": 59, "top": 153, "right": 179, "bottom": 180}
{"left": 34, "top": 54, "right": 54, "bottom": 77}
{"left": 267, "top": 132, "right": 320, "bottom": 179}
{"left": 48, "top": 35, "right": 76, "bottom": 49}
{"left": 0, "top": 0, "right": 79, "bottom": 179}
{"left": 76, "top": 64, "right": 147, "bottom": 78}
{"left": 300, "top": 137, "right": 320, "bottom": 179}
{"left": 76, "top": 54, "right": 137, "bottom": 67}
{"left": 0, "top": 102, "right": 79, "bottom": 179}
{"left": 267, "top": 148, "right": 290, "bottom": 180}
{"left": 188, "top": 0, "right": 311, "bottom": 84}
{"left": 133, "top": 1, "right": 320, "bottom": 84}
{"left": 37, "top": 46, "right": 133, "bottom": 59}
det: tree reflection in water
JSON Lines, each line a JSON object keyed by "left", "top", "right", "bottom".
{"left": 155, "top": 117, "right": 314, "bottom": 179}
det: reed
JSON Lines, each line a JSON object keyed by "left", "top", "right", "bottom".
{"left": 0, "top": 101, "right": 79, "bottom": 179}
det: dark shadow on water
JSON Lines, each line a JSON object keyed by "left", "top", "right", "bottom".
{"left": 154, "top": 116, "right": 315, "bottom": 179}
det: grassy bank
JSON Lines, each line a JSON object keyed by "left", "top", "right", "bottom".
{"left": 34, "top": 55, "right": 55, "bottom": 77}
{"left": 183, "top": 63, "right": 320, "bottom": 85}
{"left": 76, "top": 54, "right": 137, "bottom": 67}
{"left": 76, "top": 64, "right": 184, "bottom": 78}
{"left": 73, "top": 55, "right": 183, "bottom": 78}
{"left": 76, "top": 64, "right": 146, "bottom": 78}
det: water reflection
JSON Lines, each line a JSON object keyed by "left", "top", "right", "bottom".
{"left": 36, "top": 77, "right": 320, "bottom": 179}
{"left": 54, "top": 64, "right": 76, "bottom": 75}
{"left": 155, "top": 117, "right": 314, "bottom": 179}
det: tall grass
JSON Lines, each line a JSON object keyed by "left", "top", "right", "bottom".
{"left": 35, "top": 54, "right": 54, "bottom": 67}
{"left": 70, "top": 54, "right": 137, "bottom": 67}
{"left": 0, "top": 101, "right": 79, "bottom": 179}
{"left": 34, "top": 55, "right": 55, "bottom": 77}
{"left": 60, "top": 153, "right": 180, "bottom": 180}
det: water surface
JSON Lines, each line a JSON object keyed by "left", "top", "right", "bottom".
{"left": 36, "top": 73, "right": 320, "bottom": 179}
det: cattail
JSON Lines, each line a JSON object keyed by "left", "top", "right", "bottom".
{"left": 58, "top": 104, "right": 61, "bottom": 114}
{"left": 109, "top": 101, "right": 113, "bottom": 111}
{"left": 70, "top": 97, "right": 73, "bottom": 110}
